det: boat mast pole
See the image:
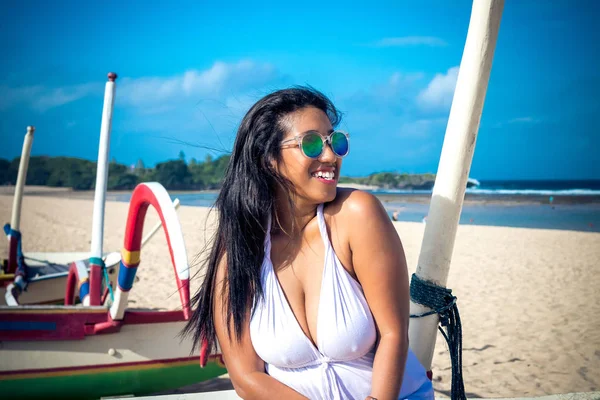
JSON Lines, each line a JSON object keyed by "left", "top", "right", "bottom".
{"left": 87, "top": 72, "right": 117, "bottom": 306}
{"left": 408, "top": 0, "right": 504, "bottom": 370}
{"left": 6, "top": 126, "right": 35, "bottom": 274}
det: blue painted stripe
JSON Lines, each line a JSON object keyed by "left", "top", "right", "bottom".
{"left": 79, "top": 281, "right": 90, "bottom": 300}
{"left": 0, "top": 321, "right": 57, "bottom": 331}
{"left": 118, "top": 261, "right": 138, "bottom": 291}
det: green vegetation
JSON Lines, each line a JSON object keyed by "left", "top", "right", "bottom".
{"left": 339, "top": 172, "right": 437, "bottom": 190}
{"left": 0, "top": 153, "right": 231, "bottom": 191}
{"left": 0, "top": 154, "right": 436, "bottom": 191}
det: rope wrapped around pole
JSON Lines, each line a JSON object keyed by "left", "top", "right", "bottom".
{"left": 410, "top": 273, "right": 464, "bottom": 400}
{"left": 3, "top": 224, "right": 27, "bottom": 291}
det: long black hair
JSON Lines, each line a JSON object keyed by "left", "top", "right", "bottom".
{"left": 181, "top": 86, "right": 342, "bottom": 354}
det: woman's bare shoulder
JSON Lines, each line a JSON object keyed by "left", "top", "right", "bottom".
{"left": 324, "top": 188, "right": 390, "bottom": 244}
{"left": 326, "top": 188, "right": 387, "bottom": 219}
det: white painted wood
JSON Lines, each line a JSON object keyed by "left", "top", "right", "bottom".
{"left": 408, "top": 0, "right": 505, "bottom": 370}
{"left": 87, "top": 73, "right": 117, "bottom": 306}
{"left": 24, "top": 252, "right": 102, "bottom": 266}
{"left": 89, "top": 75, "right": 117, "bottom": 267}
{"left": 141, "top": 198, "right": 181, "bottom": 249}
{"left": 142, "top": 185, "right": 189, "bottom": 282}
{"left": 4, "top": 284, "right": 18, "bottom": 306}
{"left": 110, "top": 184, "right": 188, "bottom": 321}
{"left": 0, "top": 252, "right": 121, "bottom": 306}
{"left": 0, "top": 320, "right": 191, "bottom": 371}
{"left": 9, "top": 126, "right": 35, "bottom": 232}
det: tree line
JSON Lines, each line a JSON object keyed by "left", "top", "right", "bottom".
{"left": 0, "top": 152, "right": 436, "bottom": 191}
{"left": 0, "top": 151, "right": 230, "bottom": 191}
{"left": 339, "top": 172, "right": 437, "bottom": 190}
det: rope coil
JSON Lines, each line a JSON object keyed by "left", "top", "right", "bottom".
{"left": 410, "top": 273, "right": 465, "bottom": 400}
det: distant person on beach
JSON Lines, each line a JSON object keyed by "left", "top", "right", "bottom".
{"left": 391, "top": 207, "right": 407, "bottom": 222}
{"left": 182, "top": 87, "right": 433, "bottom": 399}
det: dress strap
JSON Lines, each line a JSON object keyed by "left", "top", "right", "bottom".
{"left": 315, "top": 204, "right": 331, "bottom": 251}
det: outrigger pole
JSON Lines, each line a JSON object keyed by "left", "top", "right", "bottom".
{"left": 5, "top": 127, "right": 35, "bottom": 275}
{"left": 88, "top": 72, "right": 118, "bottom": 306}
{"left": 408, "top": 0, "right": 504, "bottom": 372}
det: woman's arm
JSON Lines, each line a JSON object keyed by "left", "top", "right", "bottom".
{"left": 344, "top": 190, "right": 411, "bottom": 400}
{"left": 213, "top": 256, "right": 309, "bottom": 400}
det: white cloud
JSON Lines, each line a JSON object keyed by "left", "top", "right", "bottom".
{"left": 339, "top": 71, "right": 425, "bottom": 118}
{"left": 417, "top": 66, "right": 459, "bottom": 110}
{"left": 373, "top": 36, "right": 447, "bottom": 47}
{"left": 388, "top": 72, "right": 424, "bottom": 87}
{"left": 118, "top": 60, "right": 281, "bottom": 107}
{"left": 34, "top": 83, "right": 100, "bottom": 111}
{"left": 373, "top": 71, "right": 426, "bottom": 101}
{"left": 0, "top": 85, "right": 42, "bottom": 110}
{"left": 111, "top": 61, "right": 287, "bottom": 153}
{"left": 0, "top": 82, "right": 100, "bottom": 111}
{"left": 0, "top": 59, "right": 282, "bottom": 115}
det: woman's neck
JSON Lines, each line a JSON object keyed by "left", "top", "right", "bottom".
{"left": 272, "top": 194, "right": 318, "bottom": 238}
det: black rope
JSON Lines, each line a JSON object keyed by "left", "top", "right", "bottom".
{"left": 410, "top": 273, "right": 465, "bottom": 400}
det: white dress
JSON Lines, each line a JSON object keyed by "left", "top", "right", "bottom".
{"left": 249, "top": 204, "right": 434, "bottom": 400}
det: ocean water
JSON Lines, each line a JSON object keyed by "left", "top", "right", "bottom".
{"left": 468, "top": 179, "right": 600, "bottom": 196}
{"left": 381, "top": 202, "right": 599, "bottom": 233}
{"left": 380, "top": 180, "right": 600, "bottom": 232}
{"left": 369, "top": 179, "right": 600, "bottom": 196}
{"left": 112, "top": 180, "right": 600, "bottom": 233}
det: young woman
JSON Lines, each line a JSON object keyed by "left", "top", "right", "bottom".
{"left": 183, "top": 87, "right": 434, "bottom": 399}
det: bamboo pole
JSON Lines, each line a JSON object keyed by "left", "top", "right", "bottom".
{"left": 408, "top": 0, "right": 504, "bottom": 370}
{"left": 6, "top": 126, "right": 35, "bottom": 274}
{"left": 87, "top": 72, "right": 117, "bottom": 306}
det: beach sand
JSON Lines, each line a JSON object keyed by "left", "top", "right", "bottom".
{"left": 1, "top": 192, "right": 599, "bottom": 397}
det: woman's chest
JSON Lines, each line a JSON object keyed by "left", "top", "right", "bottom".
{"left": 268, "top": 223, "right": 356, "bottom": 346}
{"left": 269, "top": 220, "right": 355, "bottom": 287}
{"left": 269, "top": 232, "right": 325, "bottom": 343}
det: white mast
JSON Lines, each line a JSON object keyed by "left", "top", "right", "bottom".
{"left": 6, "top": 126, "right": 35, "bottom": 274}
{"left": 408, "top": 0, "right": 505, "bottom": 370}
{"left": 87, "top": 72, "right": 117, "bottom": 306}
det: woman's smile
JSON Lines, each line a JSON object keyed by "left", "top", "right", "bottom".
{"left": 310, "top": 167, "right": 337, "bottom": 184}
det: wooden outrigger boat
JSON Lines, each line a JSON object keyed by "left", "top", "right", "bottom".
{"left": 0, "top": 182, "right": 226, "bottom": 399}
{"left": 1, "top": 74, "right": 176, "bottom": 307}
{"left": 0, "top": 74, "right": 225, "bottom": 399}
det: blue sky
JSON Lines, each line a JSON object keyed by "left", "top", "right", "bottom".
{"left": 1, "top": 0, "right": 598, "bottom": 180}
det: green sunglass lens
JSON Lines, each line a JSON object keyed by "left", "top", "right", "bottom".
{"left": 331, "top": 132, "right": 349, "bottom": 157}
{"left": 301, "top": 133, "right": 323, "bottom": 158}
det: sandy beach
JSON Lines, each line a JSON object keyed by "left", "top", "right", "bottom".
{"left": 1, "top": 191, "right": 599, "bottom": 398}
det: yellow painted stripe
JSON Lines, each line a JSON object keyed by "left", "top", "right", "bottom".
{"left": 0, "top": 273, "right": 16, "bottom": 280}
{"left": 1, "top": 359, "right": 198, "bottom": 381}
{"left": 121, "top": 248, "right": 141, "bottom": 265}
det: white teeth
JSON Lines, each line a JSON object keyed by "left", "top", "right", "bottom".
{"left": 312, "top": 171, "right": 335, "bottom": 180}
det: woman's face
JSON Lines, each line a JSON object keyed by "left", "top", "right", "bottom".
{"left": 276, "top": 106, "right": 342, "bottom": 206}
